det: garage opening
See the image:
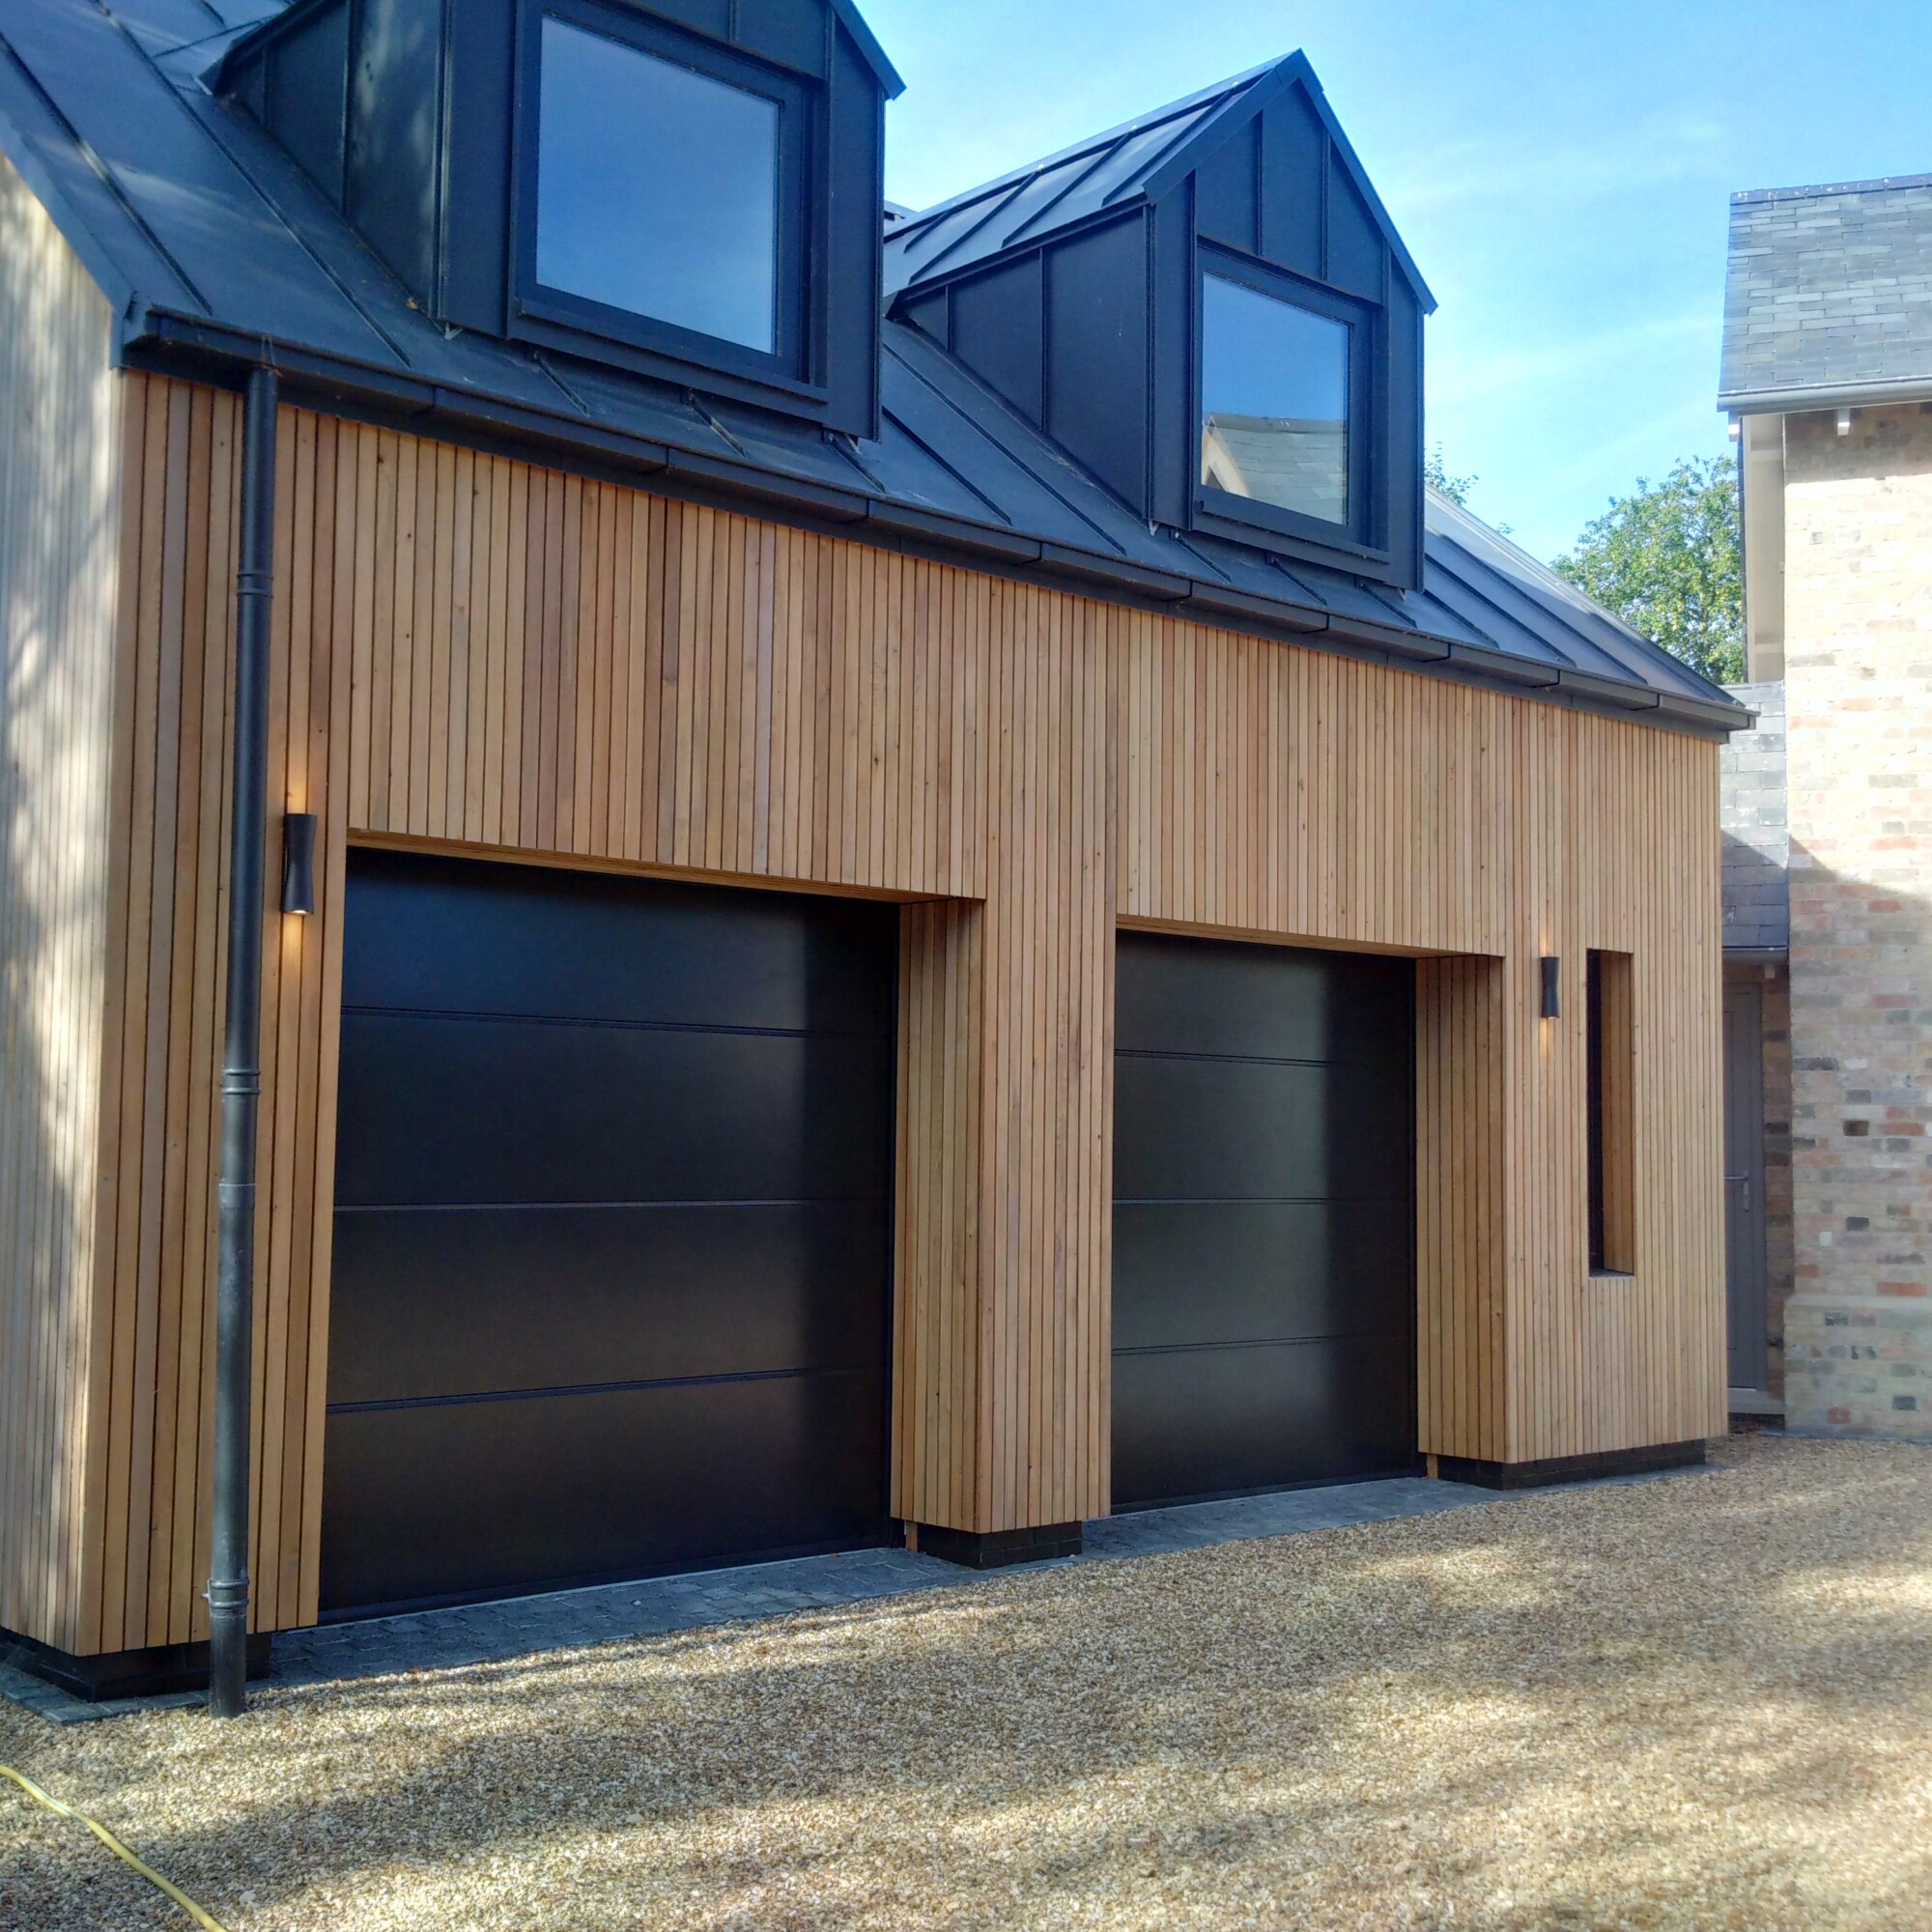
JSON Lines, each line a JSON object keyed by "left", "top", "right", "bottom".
{"left": 321, "top": 849, "right": 897, "bottom": 1616}
{"left": 1112, "top": 930, "right": 1416, "bottom": 1509}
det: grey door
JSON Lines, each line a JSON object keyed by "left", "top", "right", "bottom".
{"left": 1723, "top": 980, "right": 1770, "bottom": 1393}
{"left": 1112, "top": 932, "right": 1416, "bottom": 1508}
{"left": 322, "top": 849, "right": 896, "bottom": 1616}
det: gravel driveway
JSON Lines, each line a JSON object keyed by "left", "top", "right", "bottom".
{"left": 3, "top": 1433, "right": 1930, "bottom": 1931}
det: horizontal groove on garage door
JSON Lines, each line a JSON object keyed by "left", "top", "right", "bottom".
{"left": 323, "top": 849, "right": 896, "bottom": 1615}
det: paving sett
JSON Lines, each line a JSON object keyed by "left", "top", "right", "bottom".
{"left": 1, "top": 1434, "right": 1928, "bottom": 1931}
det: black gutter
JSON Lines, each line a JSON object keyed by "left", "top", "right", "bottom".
{"left": 126, "top": 314, "right": 1749, "bottom": 740}
{"left": 208, "top": 365, "right": 277, "bottom": 1719}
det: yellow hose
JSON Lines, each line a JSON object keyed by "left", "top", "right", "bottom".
{"left": 0, "top": 1761, "right": 231, "bottom": 1931}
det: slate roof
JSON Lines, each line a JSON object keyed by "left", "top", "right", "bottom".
{"left": 1720, "top": 174, "right": 1932, "bottom": 411}
{"left": 0, "top": 0, "right": 1744, "bottom": 734}
{"left": 884, "top": 53, "right": 1433, "bottom": 307}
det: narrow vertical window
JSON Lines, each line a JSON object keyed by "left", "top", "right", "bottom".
{"left": 1587, "top": 950, "right": 1635, "bottom": 1274}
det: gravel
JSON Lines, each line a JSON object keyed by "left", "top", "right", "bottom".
{"left": 3, "top": 1433, "right": 1930, "bottom": 1931}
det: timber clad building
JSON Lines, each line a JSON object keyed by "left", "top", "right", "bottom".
{"left": 0, "top": 0, "right": 1746, "bottom": 1697}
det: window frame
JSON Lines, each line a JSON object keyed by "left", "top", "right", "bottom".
{"left": 509, "top": 0, "right": 816, "bottom": 388}
{"left": 1189, "top": 244, "right": 1383, "bottom": 559}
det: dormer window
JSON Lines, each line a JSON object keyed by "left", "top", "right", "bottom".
{"left": 1196, "top": 258, "right": 1373, "bottom": 543}
{"left": 521, "top": 5, "right": 809, "bottom": 378}
{"left": 1200, "top": 272, "right": 1350, "bottom": 526}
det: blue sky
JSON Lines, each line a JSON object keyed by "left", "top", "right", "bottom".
{"left": 863, "top": 0, "right": 1932, "bottom": 560}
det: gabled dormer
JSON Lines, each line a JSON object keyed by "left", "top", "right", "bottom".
{"left": 218, "top": 0, "right": 902, "bottom": 437}
{"left": 886, "top": 55, "right": 1434, "bottom": 589}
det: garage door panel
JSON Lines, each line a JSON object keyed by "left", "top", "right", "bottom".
{"left": 321, "top": 1368, "right": 888, "bottom": 1613}
{"left": 329, "top": 1201, "right": 890, "bottom": 1405}
{"left": 1112, "top": 1335, "right": 1416, "bottom": 1506}
{"left": 1117, "top": 932, "right": 1413, "bottom": 1066}
{"left": 1111, "top": 1202, "right": 1415, "bottom": 1352}
{"left": 1114, "top": 1057, "right": 1405, "bottom": 1203}
{"left": 335, "top": 1016, "right": 892, "bottom": 1208}
{"left": 344, "top": 851, "right": 895, "bottom": 1036}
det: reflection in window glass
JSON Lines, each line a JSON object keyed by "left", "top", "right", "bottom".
{"left": 536, "top": 16, "right": 780, "bottom": 353}
{"left": 1199, "top": 273, "right": 1350, "bottom": 525}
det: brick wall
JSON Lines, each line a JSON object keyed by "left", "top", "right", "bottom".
{"left": 1720, "top": 680, "right": 1788, "bottom": 952}
{"left": 1781, "top": 401, "right": 1932, "bottom": 1436}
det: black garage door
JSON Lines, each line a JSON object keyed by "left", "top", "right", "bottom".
{"left": 1113, "top": 932, "right": 1415, "bottom": 1509}
{"left": 321, "top": 850, "right": 896, "bottom": 1616}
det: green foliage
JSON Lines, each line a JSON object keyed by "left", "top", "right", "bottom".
{"left": 1552, "top": 456, "right": 1744, "bottom": 685}
{"left": 1423, "top": 443, "right": 1475, "bottom": 507}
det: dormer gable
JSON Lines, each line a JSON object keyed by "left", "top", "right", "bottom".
{"left": 886, "top": 55, "right": 1434, "bottom": 590}
{"left": 217, "top": 0, "right": 902, "bottom": 438}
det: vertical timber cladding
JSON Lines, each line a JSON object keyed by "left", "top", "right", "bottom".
{"left": 85, "top": 378, "right": 1724, "bottom": 1648}
{"left": 0, "top": 152, "right": 125, "bottom": 1659}
{"left": 89, "top": 378, "right": 1112, "bottom": 1647}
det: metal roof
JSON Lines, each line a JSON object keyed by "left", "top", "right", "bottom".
{"left": 0, "top": 0, "right": 1742, "bottom": 734}
{"left": 1720, "top": 174, "right": 1932, "bottom": 412}
{"left": 885, "top": 52, "right": 1435, "bottom": 309}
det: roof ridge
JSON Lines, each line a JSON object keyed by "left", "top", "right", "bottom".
{"left": 887, "top": 60, "right": 1274, "bottom": 238}
{"left": 1732, "top": 172, "right": 1932, "bottom": 206}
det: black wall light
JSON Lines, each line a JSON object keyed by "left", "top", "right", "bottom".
{"left": 281, "top": 811, "right": 318, "bottom": 916}
{"left": 1539, "top": 955, "right": 1561, "bottom": 1019}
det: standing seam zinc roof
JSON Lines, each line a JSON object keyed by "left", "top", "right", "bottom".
{"left": 0, "top": 0, "right": 1743, "bottom": 733}
{"left": 1720, "top": 175, "right": 1932, "bottom": 410}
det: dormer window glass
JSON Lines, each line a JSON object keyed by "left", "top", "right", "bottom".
{"left": 516, "top": 2, "right": 811, "bottom": 382}
{"left": 535, "top": 16, "right": 781, "bottom": 354}
{"left": 1200, "top": 272, "right": 1350, "bottom": 526}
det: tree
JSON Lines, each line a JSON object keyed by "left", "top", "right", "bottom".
{"left": 1423, "top": 443, "right": 1476, "bottom": 507}
{"left": 1552, "top": 456, "right": 1744, "bottom": 685}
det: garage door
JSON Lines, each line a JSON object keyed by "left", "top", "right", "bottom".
{"left": 321, "top": 850, "right": 896, "bottom": 1615}
{"left": 1113, "top": 931, "right": 1415, "bottom": 1509}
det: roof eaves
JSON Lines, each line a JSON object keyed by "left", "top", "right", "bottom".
{"left": 1719, "top": 373, "right": 1932, "bottom": 414}
{"left": 0, "top": 27, "right": 202, "bottom": 321}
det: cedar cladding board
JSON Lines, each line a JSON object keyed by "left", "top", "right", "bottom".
{"left": 0, "top": 0, "right": 1741, "bottom": 1660}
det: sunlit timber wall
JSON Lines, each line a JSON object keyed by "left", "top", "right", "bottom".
{"left": 11, "top": 372, "right": 1727, "bottom": 1656}
{"left": 0, "top": 153, "right": 126, "bottom": 1657}
{"left": 1781, "top": 402, "right": 1932, "bottom": 1437}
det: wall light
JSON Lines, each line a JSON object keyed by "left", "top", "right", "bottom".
{"left": 1835, "top": 407, "right": 1854, "bottom": 437}
{"left": 281, "top": 811, "right": 317, "bottom": 916}
{"left": 1539, "top": 955, "right": 1561, "bottom": 1020}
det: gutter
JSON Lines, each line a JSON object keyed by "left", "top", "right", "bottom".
{"left": 1721, "top": 374, "right": 1932, "bottom": 416}
{"left": 128, "top": 311, "right": 1747, "bottom": 741}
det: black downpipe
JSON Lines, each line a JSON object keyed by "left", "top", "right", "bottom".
{"left": 208, "top": 366, "right": 279, "bottom": 1719}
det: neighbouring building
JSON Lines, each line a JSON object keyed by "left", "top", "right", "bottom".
{"left": 1719, "top": 171, "right": 1932, "bottom": 1436}
{"left": 0, "top": 0, "right": 1744, "bottom": 1700}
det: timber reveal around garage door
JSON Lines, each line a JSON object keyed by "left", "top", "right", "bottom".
{"left": 322, "top": 851, "right": 897, "bottom": 1615}
{"left": 1113, "top": 933, "right": 1416, "bottom": 1506}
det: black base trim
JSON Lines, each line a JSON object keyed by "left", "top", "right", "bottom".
{"left": 915, "top": 1522, "right": 1083, "bottom": 1569}
{"left": 1, "top": 1626, "right": 273, "bottom": 1702}
{"left": 1435, "top": 1439, "right": 1706, "bottom": 1491}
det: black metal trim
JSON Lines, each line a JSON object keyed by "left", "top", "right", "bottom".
{"left": 2, "top": 1626, "right": 272, "bottom": 1704}
{"left": 1435, "top": 1440, "right": 1707, "bottom": 1491}
{"left": 916, "top": 1522, "right": 1083, "bottom": 1569}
